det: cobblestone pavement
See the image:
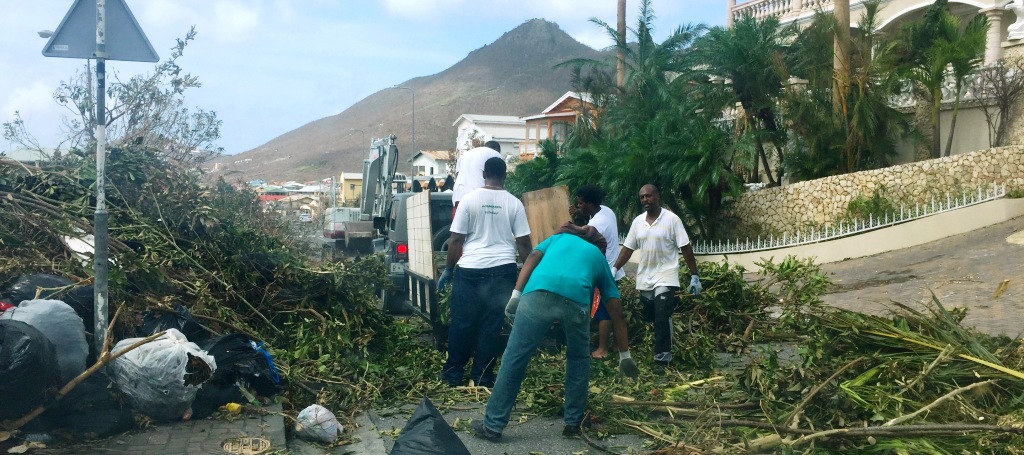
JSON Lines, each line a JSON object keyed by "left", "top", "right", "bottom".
{"left": 41, "top": 404, "right": 287, "bottom": 455}
{"left": 819, "top": 216, "right": 1024, "bottom": 337}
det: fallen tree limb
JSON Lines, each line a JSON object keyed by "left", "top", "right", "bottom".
{"left": 785, "top": 356, "right": 864, "bottom": 428}
{"left": 883, "top": 379, "right": 996, "bottom": 427}
{"left": 787, "top": 423, "right": 1024, "bottom": 447}
{"left": 608, "top": 398, "right": 759, "bottom": 409}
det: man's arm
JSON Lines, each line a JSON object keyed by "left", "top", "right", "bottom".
{"left": 680, "top": 244, "right": 698, "bottom": 276}
{"left": 446, "top": 233, "right": 466, "bottom": 270}
{"left": 515, "top": 250, "right": 543, "bottom": 291}
{"left": 514, "top": 235, "right": 533, "bottom": 263}
{"left": 612, "top": 246, "right": 634, "bottom": 270}
{"left": 604, "top": 297, "right": 630, "bottom": 353}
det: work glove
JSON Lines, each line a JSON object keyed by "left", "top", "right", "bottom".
{"left": 618, "top": 351, "right": 639, "bottom": 378}
{"left": 611, "top": 267, "right": 618, "bottom": 277}
{"left": 505, "top": 289, "right": 522, "bottom": 324}
{"left": 688, "top": 275, "right": 702, "bottom": 296}
{"left": 437, "top": 267, "right": 453, "bottom": 292}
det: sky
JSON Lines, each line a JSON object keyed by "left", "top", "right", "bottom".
{"left": 2, "top": 0, "right": 727, "bottom": 156}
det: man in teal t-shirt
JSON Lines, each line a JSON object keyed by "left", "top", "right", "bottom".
{"left": 472, "top": 230, "right": 639, "bottom": 441}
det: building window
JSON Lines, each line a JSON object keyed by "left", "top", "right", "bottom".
{"left": 349, "top": 184, "right": 355, "bottom": 190}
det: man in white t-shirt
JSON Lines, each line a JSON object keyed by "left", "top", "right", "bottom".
{"left": 437, "top": 157, "right": 532, "bottom": 387}
{"left": 568, "top": 185, "right": 625, "bottom": 359}
{"left": 612, "top": 184, "right": 701, "bottom": 374}
{"left": 452, "top": 141, "right": 502, "bottom": 209}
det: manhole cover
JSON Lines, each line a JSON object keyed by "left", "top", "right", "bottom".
{"left": 1007, "top": 230, "right": 1024, "bottom": 245}
{"left": 222, "top": 436, "right": 271, "bottom": 455}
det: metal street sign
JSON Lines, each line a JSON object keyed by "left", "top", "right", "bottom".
{"left": 42, "top": 0, "right": 158, "bottom": 62}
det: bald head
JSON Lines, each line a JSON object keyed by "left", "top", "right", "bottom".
{"left": 639, "top": 184, "right": 661, "bottom": 213}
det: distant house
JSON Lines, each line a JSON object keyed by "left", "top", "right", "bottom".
{"left": 519, "top": 91, "right": 594, "bottom": 161}
{"left": 339, "top": 172, "right": 362, "bottom": 207}
{"left": 410, "top": 150, "right": 454, "bottom": 177}
{"left": 257, "top": 185, "right": 288, "bottom": 203}
{"left": 2, "top": 147, "right": 54, "bottom": 165}
{"left": 452, "top": 114, "right": 525, "bottom": 160}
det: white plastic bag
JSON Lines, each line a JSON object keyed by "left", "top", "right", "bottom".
{"left": 295, "top": 404, "right": 343, "bottom": 444}
{"left": 110, "top": 328, "right": 217, "bottom": 421}
{"left": 0, "top": 299, "right": 87, "bottom": 383}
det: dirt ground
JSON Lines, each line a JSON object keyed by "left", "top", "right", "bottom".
{"left": 818, "top": 216, "right": 1024, "bottom": 337}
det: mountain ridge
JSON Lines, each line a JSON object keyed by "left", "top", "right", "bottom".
{"left": 211, "top": 19, "right": 606, "bottom": 183}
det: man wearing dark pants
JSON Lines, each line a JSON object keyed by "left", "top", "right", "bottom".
{"left": 471, "top": 229, "right": 638, "bottom": 442}
{"left": 437, "top": 157, "right": 531, "bottom": 387}
{"left": 612, "top": 184, "right": 701, "bottom": 374}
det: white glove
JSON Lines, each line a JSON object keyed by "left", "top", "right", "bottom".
{"left": 505, "top": 289, "right": 522, "bottom": 324}
{"left": 688, "top": 275, "right": 702, "bottom": 296}
{"left": 611, "top": 266, "right": 618, "bottom": 277}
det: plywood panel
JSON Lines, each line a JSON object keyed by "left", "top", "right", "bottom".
{"left": 407, "top": 192, "right": 435, "bottom": 280}
{"left": 521, "top": 186, "right": 571, "bottom": 247}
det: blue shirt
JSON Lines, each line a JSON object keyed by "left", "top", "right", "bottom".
{"left": 523, "top": 234, "right": 620, "bottom": 308}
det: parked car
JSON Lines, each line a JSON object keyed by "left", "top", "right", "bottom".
{"left": 381, "top": 192, "right": 453, "bottom": 314}
{"left": 298, "top": 213, "right": 313, "bottom": 223}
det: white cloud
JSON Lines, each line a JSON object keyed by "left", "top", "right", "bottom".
{"left": 379, "top": 0, "right": 468, "bottom": 18}
{"left": 211, "top": 1, "right": 262, "bottom": 43}
{"left": 1, "top": 81, "right": 65, "bottom": 149}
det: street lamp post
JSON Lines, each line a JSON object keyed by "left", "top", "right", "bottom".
{"left": 393, "top": 85, "right": 415, "bottom": 166}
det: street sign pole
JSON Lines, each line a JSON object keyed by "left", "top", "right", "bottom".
{"left": 93, "top": 0, "right": 110, "bottom": 354}
{"left": 42, "top": 0, "right": 158, "bottom": 354}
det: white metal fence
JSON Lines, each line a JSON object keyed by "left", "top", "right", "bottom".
{"left": 690, "top": 183, "right": 1007, "bottom": 255}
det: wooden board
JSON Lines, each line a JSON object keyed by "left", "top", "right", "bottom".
{"left": 406, "top": 192, "right": 435, "bottom": 280}
{"left": 521, "top": 186, "right": 571, "bottom": 247}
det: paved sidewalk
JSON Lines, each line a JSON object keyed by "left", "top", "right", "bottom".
{"left": 47, "top": 404, "right": 287, "bottom": 455}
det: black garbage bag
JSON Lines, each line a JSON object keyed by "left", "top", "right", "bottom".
{"left": 1, "top": 274, "right": 73, "bottom": 304}
{"left": 44, "top": 371, "right": 135, "bottom": 439}
{"left": 191, "top": 334, "right": 282, "bottom": 419}
{"left": 391, "top": 397, "right": 470, "bottom": 455}
{"left": 0, "top": 320, "right": 61, "bottom": 421}
{"left": 61, "top": 284, "right": 95, "bottom": 327}
{"left": 142, "top": 302, "right": 210, "bottom": 343}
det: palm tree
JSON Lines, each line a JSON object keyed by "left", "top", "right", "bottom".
{"left": 898, "top": 0, "right": 987, "bottom": 158}
{"left": 941, "top": 14, "right": 989, "bottom": 157}
{"left": 688, "top": 14, "right": 797, "bottom": 186}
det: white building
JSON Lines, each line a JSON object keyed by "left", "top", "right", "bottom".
{"left": 410, "top": 150, "right": 455, "bottom": 176}
{"left": 452, "top": 114, "right": 526, "bottom": 160}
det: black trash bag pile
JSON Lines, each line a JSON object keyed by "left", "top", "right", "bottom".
{"left": 391, "top": 397, "right": 470, "bottom": 455}
{"left": 42, "top": 371, "right": 136, "bottom": 439}
{"left": 1, "top": 299, "right": 88, "bottom": 383}
{"left": 0, "top": 320, "right": 62, "bottom": 422}
{"left": 0, "top": 274, "right": 95, "bottom": 332}
{"left": 191, "top": 334, "right": 282, "bottom": 419}
{"left": 142, "top": 302, "right": 210, "bottom": 344}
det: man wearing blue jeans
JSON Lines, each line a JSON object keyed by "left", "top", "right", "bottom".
{"left": 472, "top": 228, "right": 639, "bottom": 441}
{"left": 437, "top": 157, "right": 532, "bottom": 388}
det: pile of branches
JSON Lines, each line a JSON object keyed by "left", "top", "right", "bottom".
{"left": 0, "top": 148, "right": 397, "bottom": 413}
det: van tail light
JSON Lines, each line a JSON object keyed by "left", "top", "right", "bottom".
{"left": 395, "top": 243, "right": 408, "bottom": 261}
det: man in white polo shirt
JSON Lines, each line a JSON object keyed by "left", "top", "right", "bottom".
{"left": 612, "top": 184, "right": 701, "bottom": 374}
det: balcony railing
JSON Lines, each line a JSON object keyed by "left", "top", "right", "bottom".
{"left": 731, "top": 0, "right": 843, "bottom": 24}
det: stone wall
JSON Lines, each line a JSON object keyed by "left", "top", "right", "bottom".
{"left": 726, "top": 145, "right": 1024, "bottom": 234}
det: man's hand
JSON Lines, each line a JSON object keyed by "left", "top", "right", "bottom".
{"left": 688, "top": 275, "right": 702, "bottom": 296}
{"left": 437, "top": 268, "right": 453, "bottom": 292}
{"left": 505, "top": 289, "right": 522, "bottom": 324}
{"left": 618, "top": 351, "right": 639, "bottom": 378}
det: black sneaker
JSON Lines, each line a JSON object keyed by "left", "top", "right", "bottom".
{"left": 471, "top": 420, "right": 501, "bottom": 442}
{"left": 562, "top": 424, "right": 581, "bottom": 438}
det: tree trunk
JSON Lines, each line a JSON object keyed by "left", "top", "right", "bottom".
{"left": 944, "top": 88, "right": 962, "bottom": 157}
{"left": 750, "top": 117, "right": 779, "bottom": 186}
{"left": 832, "top": 0, "right": 851, "bottom": 114}
{"left": 617, "top": 0, "right": 627, "bottom": 89}
{"left": 931, "top": 89, "right": 942, "bottom": 158}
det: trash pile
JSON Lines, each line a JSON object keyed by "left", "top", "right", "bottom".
{"left": 0, "top": 274, "right": 282, "bottom": 442}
